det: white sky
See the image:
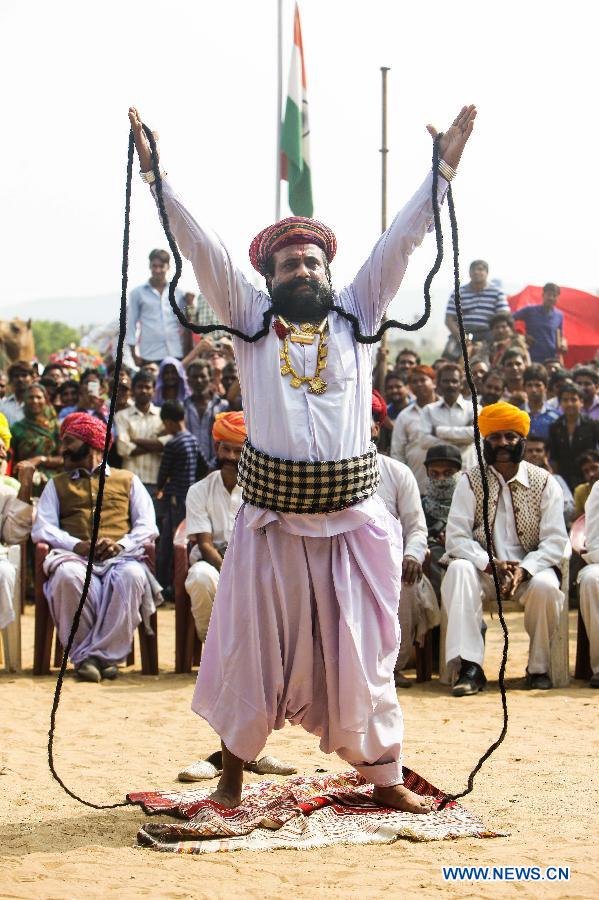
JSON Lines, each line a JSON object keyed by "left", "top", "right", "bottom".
{"left": 3, "top": 0, "right": 599, "bottom": 328}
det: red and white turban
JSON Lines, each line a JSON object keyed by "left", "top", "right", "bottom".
{"left": 60, "top": 412, "right": 111, "bottom": 450}
{"left": 249, "top": 216, "right": 337, "bottom": 275}
{"left": 212, "top": 411, "right": 247, "bottom": 446}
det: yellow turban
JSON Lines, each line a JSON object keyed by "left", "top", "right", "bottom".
{"left": 0, "top": 412, "right": 11, "bottom": 450}
{"left": 478, "top": 401, "right": 530, "bottom": 439}
{"left": 212, "top": 411, "right": 247, "bottom": 446}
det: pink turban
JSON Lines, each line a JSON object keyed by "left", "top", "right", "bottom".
{"left": 61, "top": 412, "right": 111, "bottom": 450}
{"left": 249, "top": 216, "right": 337, "bottom": 275}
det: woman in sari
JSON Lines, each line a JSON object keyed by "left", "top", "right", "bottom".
{"left": 10, "top": 384, "right": 62, "bottom": 485}
{"left": 153, "top": 357, "right": 190, "bottom": 406}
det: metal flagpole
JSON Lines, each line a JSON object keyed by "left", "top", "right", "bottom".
{"left": 380, "top": 66, "right": 390, "bottom": 235}
{"left": 379, "top": 66, "right": 390, "bottom": 358}
{"left": 275, "top": 0, "right": 283, "bottom": 221}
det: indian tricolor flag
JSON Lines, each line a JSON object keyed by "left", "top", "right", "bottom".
{"left": 280, "top": 4, "right": 313, "bottom": 217}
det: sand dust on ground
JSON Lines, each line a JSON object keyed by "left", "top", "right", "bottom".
{"left": 1, "top": 606, "right": 597, "bottom": 899}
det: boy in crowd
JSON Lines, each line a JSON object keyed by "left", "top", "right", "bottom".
{"left": 548, "top": 383, "right": 599, "bottom": 491}
{"left": 488, "top": 312, "right": 529, "bottom": 366}
{"left": 156, "top": 401, "right": 200, "bottom": 593}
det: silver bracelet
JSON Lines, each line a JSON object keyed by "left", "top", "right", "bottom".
{"left": 140, "top": 168, "right": 167, "bottom": 185}
{"left": 438, "top": 158, "right": 457, "bottom": 182}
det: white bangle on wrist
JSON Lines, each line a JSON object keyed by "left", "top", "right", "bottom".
{"left": 140, "top": 168, "right": 167, "bottom": 185}
{"left": 438, "top": 158, "right": 457, "bottom": 182}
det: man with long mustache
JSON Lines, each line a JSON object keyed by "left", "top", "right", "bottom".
{"left": 441, "top": 402, "right": 568, "bottom": 695}
{"left": 129, "top": 103, "right": 476, "bottom": 812}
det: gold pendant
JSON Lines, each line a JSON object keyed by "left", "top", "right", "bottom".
{"left": 290, "top": 376, "right": 303, "bottom": 388}
{"left": 308, "top": 376, "right": 327, "bottom": 394}
{"left": 280, "top": 365, "right": 291, "bottom": 376}
{"left": 300, "top": 322, "right": 319, "bottom": 334}
{"left": 290, "top": 333, "right": 315, "bottom": 345}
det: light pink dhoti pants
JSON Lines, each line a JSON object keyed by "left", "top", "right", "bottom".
{"left": 192, "top": 504, "right": 405, "bottom": 786}
{"left": 45, "top": 557, "right": 147, "bottom": 667}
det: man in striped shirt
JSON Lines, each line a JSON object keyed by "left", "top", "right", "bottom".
{"left": 444, "top": 260, "right": 509, "bottom": 358}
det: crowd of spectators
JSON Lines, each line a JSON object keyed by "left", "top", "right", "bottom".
{"left": 2, "top": 247, "right": 598, "bottom": 691}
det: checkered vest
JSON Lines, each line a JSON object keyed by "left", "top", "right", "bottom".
{"left": 237, "top": 440, "right": 380, "bottom": 514}
{"left": 466, "top": 463, "right": 550, "bottom": 554}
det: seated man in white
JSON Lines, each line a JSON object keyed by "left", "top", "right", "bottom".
{"left": 185, "top": 412, "right": 245, "bottom": 641}
{"left": 441, "top": 401, "right": 568, "bottom": 695}
{"left": 372, "top": 391, "right": 431, "bottom": 687}
{"left": 32, "top": 412, "right": 160, "bottom": 683}
{"left": 0, "top": 456, "right": 34, "bottom": 652}
{"left": 578, "top": 480, "right": 599, "bottom": 688}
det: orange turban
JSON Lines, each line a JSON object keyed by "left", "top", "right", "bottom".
{"left": 478, "top": 402, "right": 530, "bottom": 439}
{"left": 409, "top": 365, "right": 435, "bottom": 381}
{"left": 212, "top": 411, "right": 247, "bottom": 446}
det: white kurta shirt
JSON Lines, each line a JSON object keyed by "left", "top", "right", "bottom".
{"left": 446, "top": 462, "right": 568, "bottom": 574}
{"left": 185, "top": 469, "right": 243, "bottom": 552}
{"left": 154, "top": 171, "right": 447, "bottom": 536}
{"left": 390, "top": 402, "right": 431, "bottom": 492}
{"left": 377, "top": 454, "right": 427, "bottom": 563}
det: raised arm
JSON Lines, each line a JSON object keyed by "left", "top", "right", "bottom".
{"left": 128, "top": 107, "right": 266, "bottom": 333}
{"left": 343, "top": 106, "right": 477, "bottom": 333}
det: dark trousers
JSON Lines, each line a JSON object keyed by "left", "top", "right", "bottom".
{"left": 156, "top": 495, "right": 187, "bottom": 590}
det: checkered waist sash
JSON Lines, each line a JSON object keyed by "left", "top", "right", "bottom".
{"left": 237, "top": 440, "right": 380, "bottom": 514}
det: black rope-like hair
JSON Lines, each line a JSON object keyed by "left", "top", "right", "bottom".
{"left": 45, "top": 133, "right": 135, "bottom": 810}
{"left": 46, "top": 124, "right": 508, "bottom": 811}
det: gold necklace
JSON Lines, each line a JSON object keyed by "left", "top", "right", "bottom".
{"left": 276, "top": 315, "right": 329, "bottom": 395}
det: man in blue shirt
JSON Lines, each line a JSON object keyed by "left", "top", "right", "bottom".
{"left": 513, "top": 283, "right": 567, "bottom": 364}
{"left": 126, "top": 248, "right": 187, "bottom": 366}
{"left": 523, "top": 364, "right": 560, "bottom": 440}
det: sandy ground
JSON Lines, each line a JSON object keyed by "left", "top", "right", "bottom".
{"left": 1, "top": 605, "right": 597, "bottom": 900}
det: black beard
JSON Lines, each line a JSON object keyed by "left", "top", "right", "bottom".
{"left": 483, "top": 438, "right": 526, "bottom": 465}
{"left": 62, "top": 443, "right": 92, "bottom": 469}
{"left": 269, "top": 277, "right": 333, "bottom": 323}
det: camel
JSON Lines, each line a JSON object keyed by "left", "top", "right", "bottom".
{"left": 0, "top": 318, "right": 35, "bottom": 368}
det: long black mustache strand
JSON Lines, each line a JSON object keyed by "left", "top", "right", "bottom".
{"left": 483, "top": 439, "right": 526, "bottom": 466}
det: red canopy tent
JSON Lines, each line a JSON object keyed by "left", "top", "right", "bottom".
{"left": 508, "top": 285, "right": 599, "bottom": 368}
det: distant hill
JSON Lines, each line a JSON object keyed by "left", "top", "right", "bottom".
{"left": 0, "top": 294, "right": 120, "bottom": 328}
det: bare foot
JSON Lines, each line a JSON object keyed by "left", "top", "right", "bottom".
{"left": 372, "top": 784, "right": 435, "bottom": 814}
{"left": 207, "top": 778, "right": 242, "bottom": 809}
{"left": 206, "top": 741, "right": 244, "bottom": 808}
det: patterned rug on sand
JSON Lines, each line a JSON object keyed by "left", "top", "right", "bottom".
{"left": 128, "top": 767, "right": 502, "bottom": 853}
